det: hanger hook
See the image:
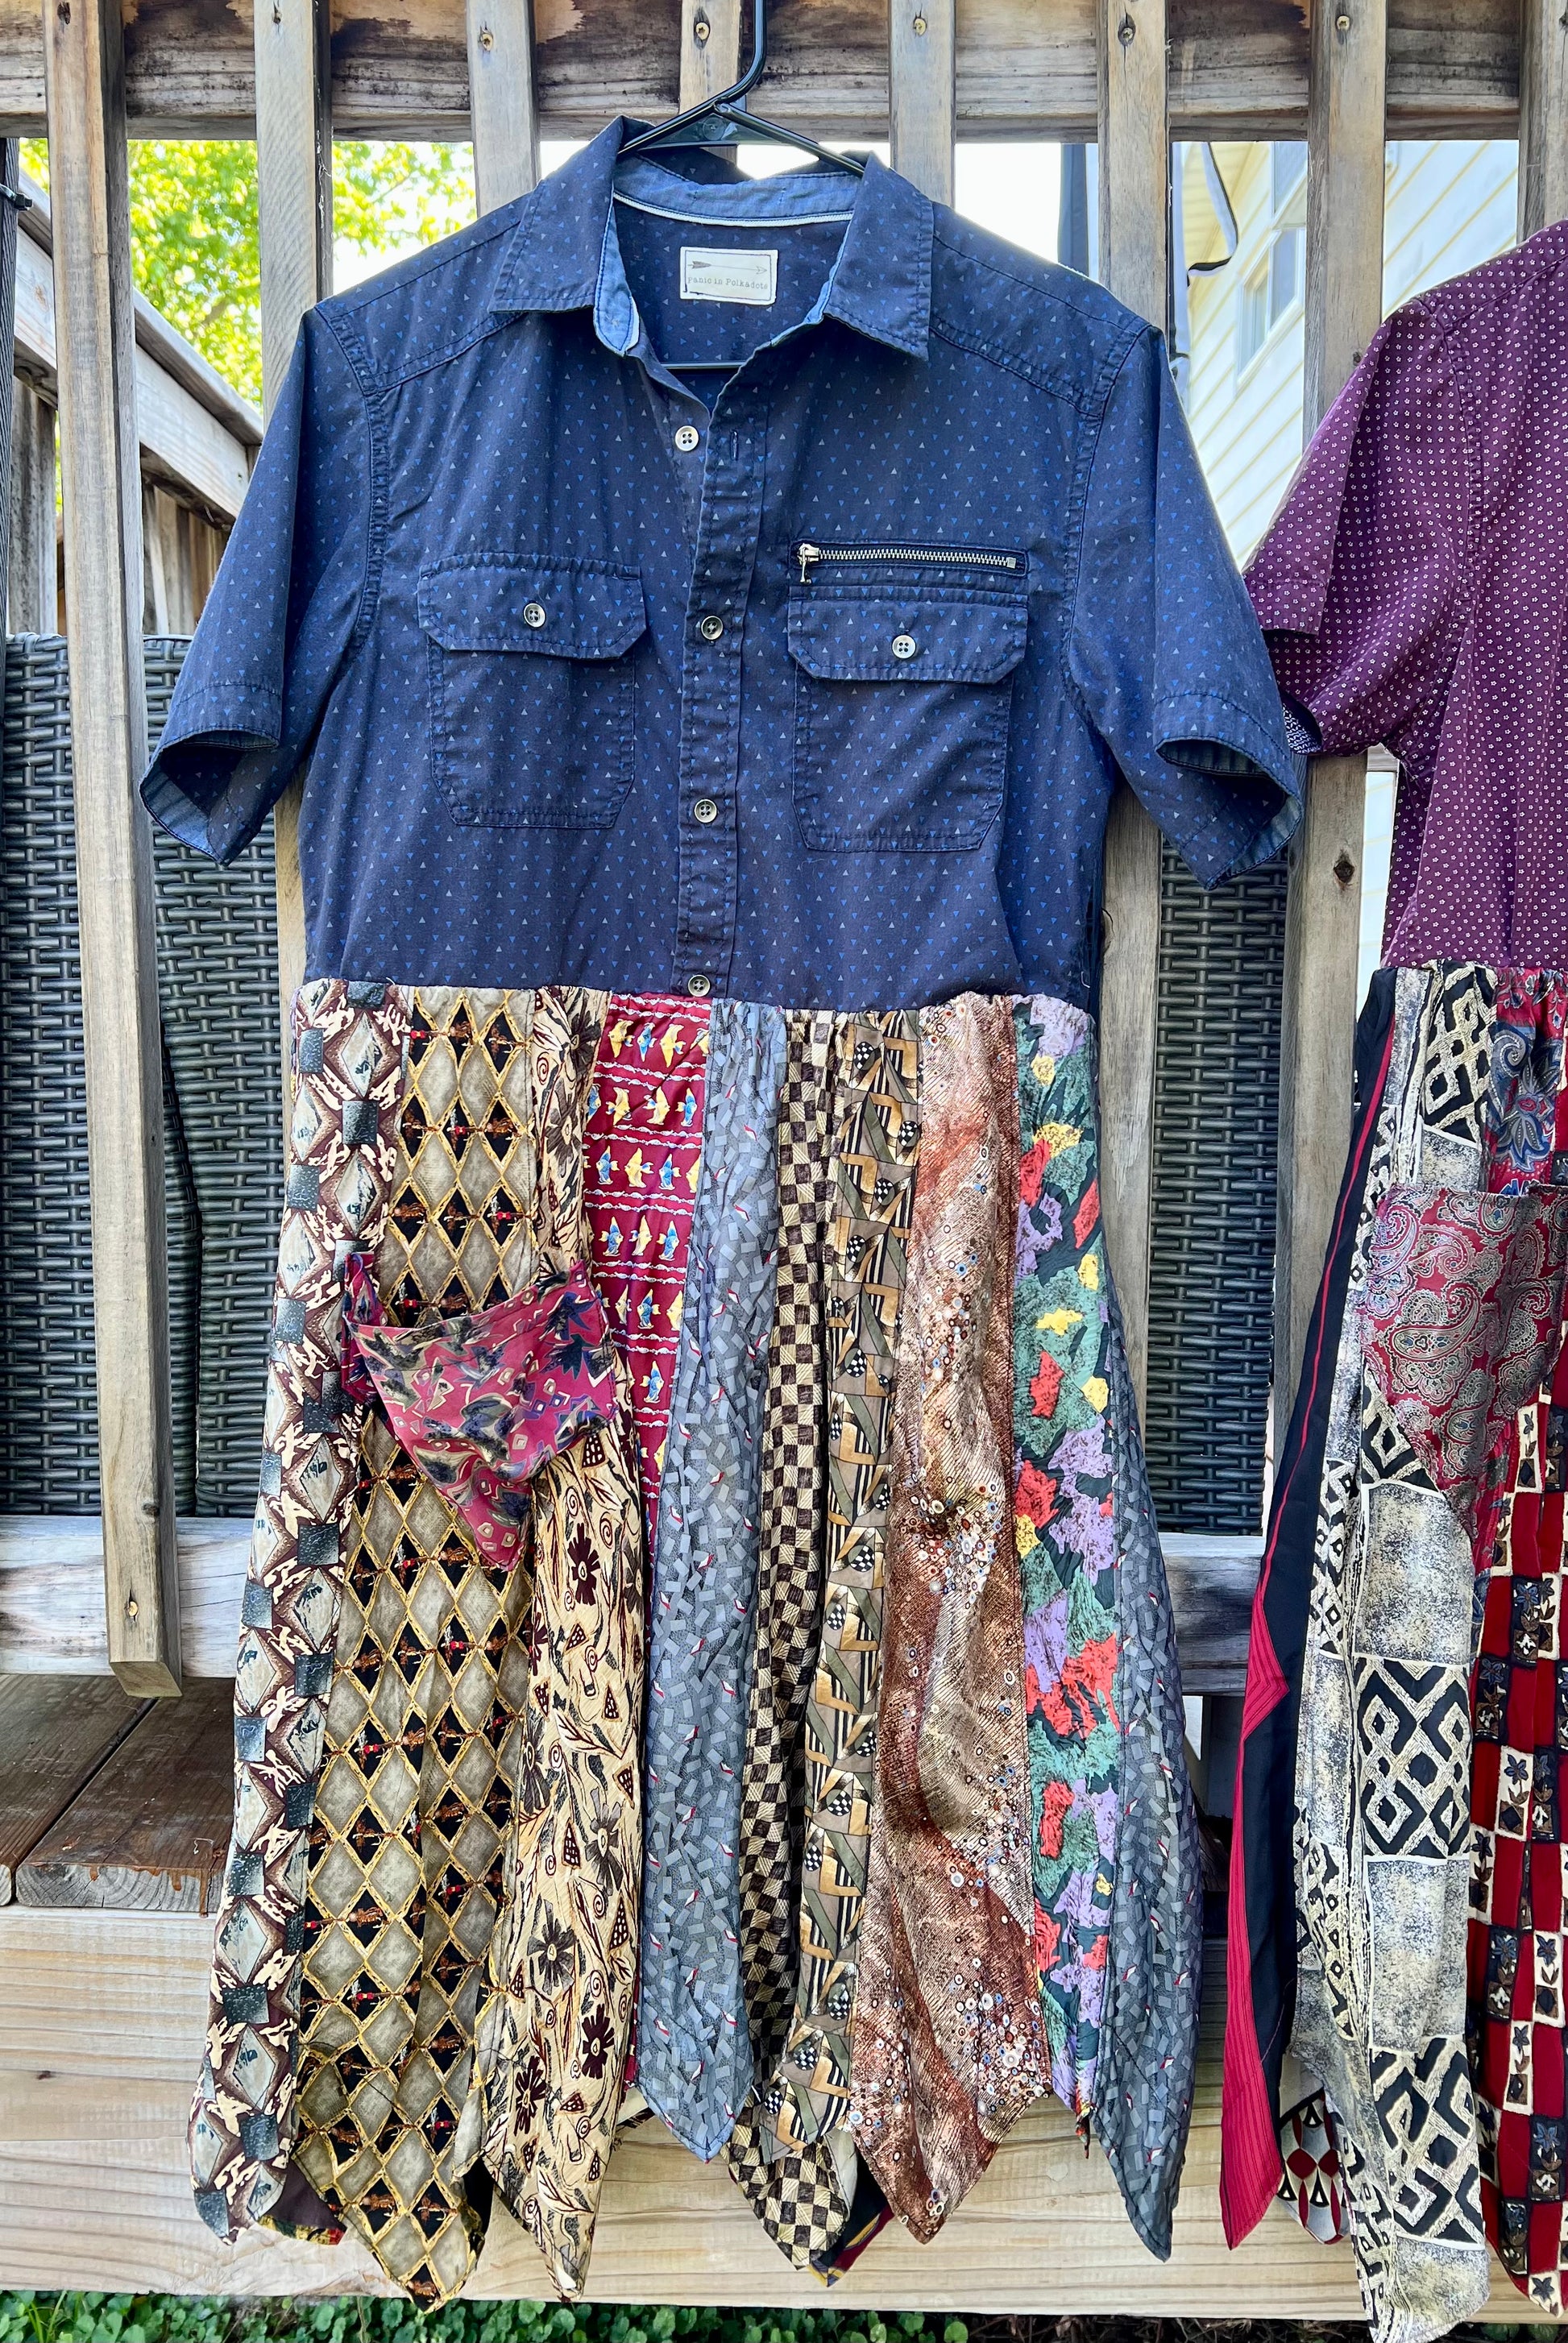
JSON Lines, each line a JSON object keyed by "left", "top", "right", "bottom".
{"left": 723, "top": 0, "right": 768, "bottom": 112}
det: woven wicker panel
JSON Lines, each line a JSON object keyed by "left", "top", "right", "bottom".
{"left": 146, "top": 637, "right": 283, "bottom": 1516}
{"left": 0, "top": 635, "right": 196, "bottom": 1509}
{"left": 1143, "top": 839, "right": 1288, "bottom": 1536}
{"left": 0, "top": 636, "right": 281, "bottom": 1517}
{"left": 164, "top": 1040, "right": 201, "bottom": 1514}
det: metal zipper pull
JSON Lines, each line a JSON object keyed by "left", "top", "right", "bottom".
{"left": 797, "top": 542, "right": 821, "bottom": 584}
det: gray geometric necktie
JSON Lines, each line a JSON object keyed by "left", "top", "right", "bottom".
{"left": 636, "top": 1001, "right": 786, "bottom": 2158}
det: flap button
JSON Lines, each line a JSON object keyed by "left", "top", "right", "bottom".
{"left": 699, "top": 613, "right": 725, "bottom": 642}
{"left": 674, "top": 424, "right": 701, "bottom": 453}
{"left": 892, "top": 632, "right": 917, "bottom": 661}
{"left": 693, "top": 797, "right": 719, "bottom": 825}
{"left": 523, "top": 601, "right": 546, "bottom": 629}
{"left": 687, "top": 973, "right": 712, "bottom": 997}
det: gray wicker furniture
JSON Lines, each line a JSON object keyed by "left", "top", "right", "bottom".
{"left": 0, "top": 633, "right": 280, "bottom": 1515}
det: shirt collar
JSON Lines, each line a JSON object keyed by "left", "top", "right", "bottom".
{"left": 489, "top": 119, "right": 932, "bottom": 363}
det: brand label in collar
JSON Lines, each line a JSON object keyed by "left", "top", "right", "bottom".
{"left": 679, "top": 247, "right": 778, "bottom": 306}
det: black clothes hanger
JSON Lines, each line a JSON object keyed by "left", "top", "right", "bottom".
{"left": 620, "top": 0, "right": 866, "bottom": 178}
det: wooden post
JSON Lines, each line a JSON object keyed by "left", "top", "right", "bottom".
{"left": 1519, "top": 0, "right": 1568, "bottom": 238}
{"left": 255, "top": 0, "right": 331, "bottom": 1063}
{"left": 0, "top": 139, "right": 21, "bottom": 637}
{"left": 9, "top": 381, "right": 56, "bottom": 632}
{"left": 468, "top": 0, "right": 538, "bottom": 215}
{"left": 679, "top": 0, "right": 742, "bottom": 109}
{"left": 44, "top": 0, "right": 180, "bottom": 1696}
{"left": 889, "top": 0, "right": 956, "bottom": 206}
{"left": 1272, "top": 0, "right": 1386, "bottom": 1435}
{"left": 1096, "top": 0, "right": 1168, "bottom": 1414}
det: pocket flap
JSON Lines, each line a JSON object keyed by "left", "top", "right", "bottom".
{"left": 788, "top": 583, "right": 1027, "bottom": 686}
{"left": 419, "top": 558, "right": 647, "bottom": 660}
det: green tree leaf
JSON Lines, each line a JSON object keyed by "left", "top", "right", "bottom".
{"left": 21, "top": 138, "right": 475, "bottom": 406}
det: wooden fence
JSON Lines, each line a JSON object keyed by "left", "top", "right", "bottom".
{"left": 2, "top": 0, "right": 1564, "bottom": 1712}
{"left": 4, "top": 0, "right": 1568, "bottom": 2308}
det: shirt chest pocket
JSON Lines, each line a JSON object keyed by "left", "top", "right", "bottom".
{"left": 787, "top": 576, "right": 1028, "bottom": 852}
{"left": 419, "top": 558, "right": 647, "bottom": 831}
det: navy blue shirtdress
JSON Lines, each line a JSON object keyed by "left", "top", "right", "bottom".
{"left": 142, "top": 119, "right": 1300, "bottom": 1009}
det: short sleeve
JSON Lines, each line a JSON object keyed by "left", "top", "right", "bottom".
{"left": 141, "top": 308, "right": 371, "bottom": 864}
{"left": 1068, "top": 326, "right": 1301, "bottom": 885}
{"left": 1243, "top": 306, "right": 1466, "bottom": 760}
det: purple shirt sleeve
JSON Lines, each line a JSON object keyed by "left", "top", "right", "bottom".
{"left": 1243, "top": 306, "right": 1469, "bottom": 765}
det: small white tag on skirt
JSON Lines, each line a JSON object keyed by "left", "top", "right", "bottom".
{"left": 679, "top": 247, "right": 778, "bottom": 305}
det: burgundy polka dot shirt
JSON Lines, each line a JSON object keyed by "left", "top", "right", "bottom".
{"left": 1245, "top": 219, "right": 1568, "bottom": 971}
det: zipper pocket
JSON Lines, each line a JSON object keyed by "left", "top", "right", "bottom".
{"left": 794, "top": 540, "right": 1023, "bottom": 586}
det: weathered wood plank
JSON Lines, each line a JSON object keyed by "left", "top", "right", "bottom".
{"left": 0, "top": 1677, "right": 147, "bottom": 1904}
{"left": 14, "top": 227, "right": 251, "bottom": 516}
{"left": 0, "top": 1904, "right": 1552, "bottom": 2309}
{"left": 0, "top": 136, "right": 20, "bottom": 621}
{"left": 255, "top": 0, "right": 330, "bottom": 404}
{"left": 143, "top": 483, "right": 219, "bottom": 632}
{"left": 8, "top": 375, "right": 55, "bottom": 632}
{"left": 1272, "top": 0, "right": 1386, "bottom": 1435}
{"left": 0, "top": 0, "right": 1524, "bottom": 143}
{"left": 0, "top": 1517, "right": 257, "bottom": 1678}
{"left": 45, "top": 0, "right": 180, "bottom": 1697}
{"left": 1162, "top": 1534, "right": 1262, "bottom": 1692}
{"left": 15, "top": 1682, "right": 232, "bottom": 1914}
{"left": 0, "top": 1513, "right": 1264, "bottom": 1691}
{"left": 15, "top": 185, "right": 259, "bottom": 500}
{"left": 1518, "top": 0, "right": 1568, "bottom": 234}
{"left": 1095, "top": 0, "right": 1168, "bottom": 1416}
{"left": 468, "top": 0, "right": 537, "bottom": 216}
{"left": 678, "top": 0, "right": 742, "bottom": 108}
{"left": 890, "top": 0, "right": 956, "bottom": 205}
{"left": 255, "top": 0, "right": 330, "bottom": 1089}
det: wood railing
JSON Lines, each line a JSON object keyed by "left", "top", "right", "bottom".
{"left": 10, "top": 0, "right": 1567, "bottom": 1693}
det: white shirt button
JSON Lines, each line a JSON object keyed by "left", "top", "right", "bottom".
{"left": 523, "top": 601, "right": 546, "bottom": 628}
{"left": 687, "top": 972, "right": 712, "bottom": 997}
{"left": 674, "top": 424, "right": 701, "bottom": 453}
{"left": 693, "top": 797, "right": 719, "bottom": 824}
{"left": 892, "top": 632, "right": 917, "bottom": 661}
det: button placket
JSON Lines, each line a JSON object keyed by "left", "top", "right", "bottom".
{"left": 671, "top": 393, "right": 767, "bottom": 998}
{"left": 643, "top": 374, "right": 710, "bottom": 541}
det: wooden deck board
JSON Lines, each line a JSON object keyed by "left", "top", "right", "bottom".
{"left": 0, "top": 0, "right": 1529, "bottom": 142}
{"left": 14, "top": 1681, "right": 233, "bottom": 1913}
{"left": 0, "top": 1905, "right": 1550, "bottom": 2313}
{"left": 0, "top": 1677, "right": 148, "bottom": 1903}
{"left": 0, "top": 1517, "right": 1266, "bottom": 1690}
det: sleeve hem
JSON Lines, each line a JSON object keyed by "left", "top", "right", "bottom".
{"left": 1154, "top": 689, "right": 1306, "bottom": 883}
{"left": 158, "top": 681, "right": 284, "bottom": 749}
{"left": 142, "top": 682, "right": 288, "bottom": 865}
